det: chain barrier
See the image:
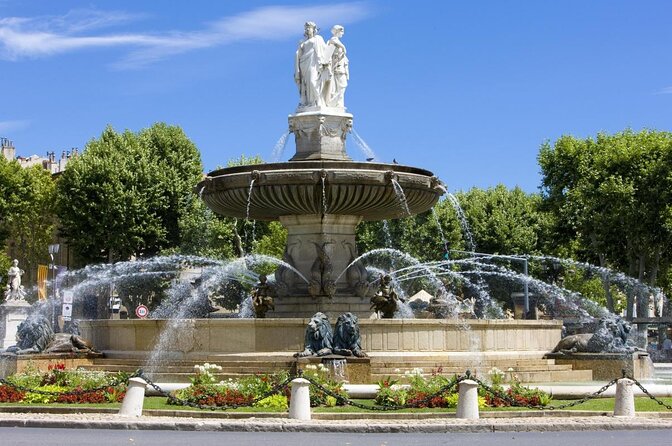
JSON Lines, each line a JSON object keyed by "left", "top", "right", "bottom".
{"left": 0, "top": 369, "right": 141, "bottom": 397}
{"left": 468, "top": 372, "right": 619, "bottom": 410}
{"left": 3, "top": 366, "right": 672, "bottom": 412}
{"left": 298, "top": 370, "right": 463, "bottom": 411}
{"left": 629, "top": 374, "right": 672, "bottom": 411}
{"left": 138, "top": 371, "right": 296, "bottom": 411}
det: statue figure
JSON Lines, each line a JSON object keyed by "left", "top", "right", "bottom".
{"left": 4, "top": 315, "right": 98, "bottom": 355}
{"left": 295, "top": 21, "right": 330, "bottom": 109}
{"left": 4, "top": 259, "right": 26, "bottom": 301}
{"left": 325, "top": 25, "right": 349, "bottom": 108}
{"left": 551, "top": 316, "right": 640, "bottom": 354}
{"left": 294, "top": 312, "right": 333, "bottom": 357}
{"left": 370, "top": 274, "right": 405, "bottom": 318}
{"left": 251, "top": 274, "right": 275, "bottom": 318}
{"left": 333, "top": 312, "right": 367, "bottom": 357}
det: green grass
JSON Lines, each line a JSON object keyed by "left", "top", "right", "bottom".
{"left": 3, "top": 397, "right": 672, "bottom": 413}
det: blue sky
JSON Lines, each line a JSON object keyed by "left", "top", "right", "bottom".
{"left": 1, "top": 1, "right": 671, "bottom": 193}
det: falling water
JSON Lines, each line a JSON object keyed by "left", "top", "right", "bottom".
{"left": 390, "top": 178, "right": 411, "bottom": 217}
{"left": 271, "top": 131, "right": 290, "bottom": 162}
{"left": 324, "top": 358, "right": 347, "bottom": 381}
{"left": 198, "top": 185, "right": 205, "bottom": 200}
{"left": 245, "top": 179, "right": 255, "bottom": 222}
{"left": 432, "top": 208, "right": 449, "bottom": 253}
{"left": 244, "top": 179, "right": 256, "bottom": 249}
{"left": 446, "top": 193, "right": 475, "bottom": 252}
{"left": 350, "top": 129, "right": 377, "bottom": 160}
{"left": 321, "top": 176, "right": 328, "bottom": 215}
{"left": 382, "top": 220, "right": 393, "bottom": 248}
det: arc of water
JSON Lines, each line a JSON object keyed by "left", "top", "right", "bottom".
{"left": 272, "top": 131, "right": 290, "bottom": 162}
{"left": 390, "top": 178, "right": 411, "bottom": 217}
{"left": 432, "top": 207, "right": 449, "bottom": 253}
{"left": 446, "top": 193, "right": 476, "bottom": 252}
{"left": 350, "top": 128, "right": 377, "bottom": 160}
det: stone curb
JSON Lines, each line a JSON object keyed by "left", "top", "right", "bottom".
{"left": 1, "top": 414, "right": 672, "bottom": 433}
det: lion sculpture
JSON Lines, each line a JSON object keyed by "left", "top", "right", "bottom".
{"left": 552, "top": 317, "right": 638, "bottom": 354}
{"left": 294, "top": 312, "right": 333, "bottom": 357}
{"left": 4, "top": 316, "right": 97, "bottom": 355}
{"left": 333, "top": 312, "right": 367, "bottom": 357}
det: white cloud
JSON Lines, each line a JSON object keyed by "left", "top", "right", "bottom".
{"left": 657, "top": 86, "right": 672, "bottom": 95}
{"left": 0, "top": 3, "right": 371, "bottom": 68}
{"left": 0, "top": 119, "right": 29, "bottom": 133}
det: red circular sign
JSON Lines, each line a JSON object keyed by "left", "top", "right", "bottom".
{"left": 135, "top": 305, "right": 149, "bottom": 318}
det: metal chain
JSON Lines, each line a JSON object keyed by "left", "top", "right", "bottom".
{"left": 469, "top": 373, "right": 619, "bottom": 410}
{"left": 299, "top": 372, "right": 463, "bottom": 411}
{"left": 0, "top": 369, "right": 141, "bottom": 397}
{"left": 139, "top": 372, "right": 295, "bottom": 411}
{"left": 630, "top": 375, "right": 672, "bottom": 410}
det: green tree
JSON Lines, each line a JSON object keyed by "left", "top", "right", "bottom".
{"left": 57, "top": 124, "right": 203, "bottom": 262}
{"left": 0, "top": 158, "right": 56, "bottom": 284}
{"left": 538, "top": 129, "right": 672, "bottom": 314}
{"left": 456, "top": 185, "right": 546, "bottom": 256}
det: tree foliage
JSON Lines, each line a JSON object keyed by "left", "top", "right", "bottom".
{"left": 0, "top": 158, "right": 56, "bottom": 283}
{"left": 57, "top": 124, "right": 203, "bottom": 263}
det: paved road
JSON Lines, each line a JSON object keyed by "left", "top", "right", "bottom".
{"left": 2, "top": 428, "right": 672, "bottom": 446}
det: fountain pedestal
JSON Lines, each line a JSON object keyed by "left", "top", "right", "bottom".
{"left": 272, "top": 214, "right": 374, "bottom": 318}
{"left": 289, "top": 111, "right": 353, "bottom": 161}
{"left": 0, "top": 300, "right": 31, "bottom": 349}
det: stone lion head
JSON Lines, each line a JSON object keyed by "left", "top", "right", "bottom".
{"left": 295, "top": 312, "right": 333, "bottom": 357}
{"left": 333, "top": 312, "right": 366, "bottom": 357}
{"left": 15, "top": 315, "right": 54, "bottom": 353}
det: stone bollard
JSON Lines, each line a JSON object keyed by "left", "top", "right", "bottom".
{"left": 118, "top": 377, "right": 147, "bottom": 417}
{"left": 456, "top": 379, "right": 480, "bottom": 419}
{"left": 613, "top": 378, "right": 636, "bottom": 417}
{"left": 289, "top": 377, "right": 311, "bottom": 420}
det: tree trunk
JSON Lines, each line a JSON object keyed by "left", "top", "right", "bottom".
{"left": 598, "top": 253, "right": 614, "bottom": 313}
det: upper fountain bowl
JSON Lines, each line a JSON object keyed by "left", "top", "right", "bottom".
{"left": 198, "top": 161, "right": 446, "bottom": 221}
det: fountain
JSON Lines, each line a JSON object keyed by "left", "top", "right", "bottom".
{"left": 4, "top": 22, "right": 649, "bottom": 386}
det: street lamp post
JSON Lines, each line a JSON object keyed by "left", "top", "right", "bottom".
{"left": 48, "top": 244, "right": 60, "bottom": 330}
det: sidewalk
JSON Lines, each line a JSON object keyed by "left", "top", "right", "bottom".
{"left": 1, "top": 410, "right": 672, "bottom": 433}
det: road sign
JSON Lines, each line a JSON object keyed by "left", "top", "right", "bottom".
{"left": 135, "top": 304, "right": 149, "bottom": 319}
{"left": 62, "top": 291, "right": 74, "bottom": 304}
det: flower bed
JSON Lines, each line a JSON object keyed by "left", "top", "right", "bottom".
{"left": 0, "top": 362, "right": 128, "bottom": 404}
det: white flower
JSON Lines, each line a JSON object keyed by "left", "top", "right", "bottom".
{"left": 305, "top": 364, "right": 317, "bottom": 370}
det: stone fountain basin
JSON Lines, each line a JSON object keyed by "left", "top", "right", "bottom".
{"left": 198, "top": 161, "right": 445, "bottom": 221}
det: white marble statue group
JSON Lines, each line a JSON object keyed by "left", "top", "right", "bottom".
{"left": 295, "top": 22, "right": 349, "bottom": 110}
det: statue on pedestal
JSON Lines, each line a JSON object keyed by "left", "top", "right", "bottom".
{"left": 325, "top": 25, "right": 349, "bottom": 108}
{"left": 4, "top": 259, "right": 26, "bottom": 301}
{"left": 295, "top": 21, "right": 330, "bottom": 109}
{"left": 370, "top": 274, "right": 404, "bottom": 318}
{"left": 251, "top": 274, "right": 275, "bottom": 318}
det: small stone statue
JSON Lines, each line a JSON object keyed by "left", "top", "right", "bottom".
{"left": 4, "top": 259, "right": 26, "bottom": 301}
{"left": 551, "top": 316, "right": 640, "bottom": 354}
{"left": 325, "top": 25, "right": 349, "bottom": 108}
{"left": 370, "top": 274, "right": 404, "bottom": 318}
{"left": 295, "top": 21, "right": 330, "bottom": 109}
{"left": 251, "top": 274, "right": 275, "bottom": 318}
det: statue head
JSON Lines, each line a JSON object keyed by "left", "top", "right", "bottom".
{"left": 304, "top": 21, "right": 318, "bottom": 38}
{"left": 258, "top": 274, "right": 267, "bottom": 284}
{"left": 12, "top": 259, "right": 18, "bottom": 267}
{"left": 331, "top": 25, "right": 344, "bottom": 37}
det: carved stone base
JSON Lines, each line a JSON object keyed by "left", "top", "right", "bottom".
{"left": 277, "top": 214, "right": 361, "bottom": 294}
{"left": 0, "top": 300, "right": 31, "bottom": 349}
{"left": 288, "top": 110, "right": 353, "bottom": 161}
